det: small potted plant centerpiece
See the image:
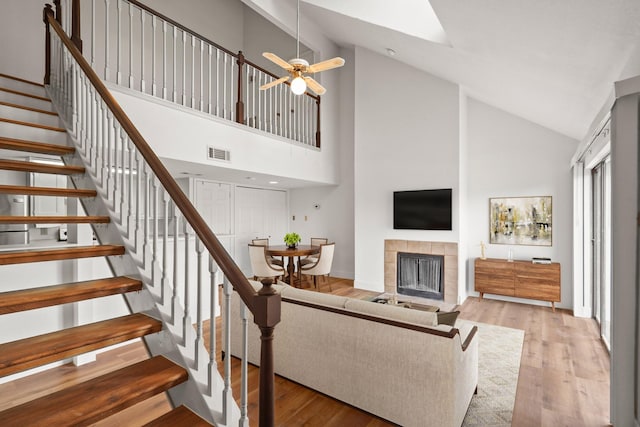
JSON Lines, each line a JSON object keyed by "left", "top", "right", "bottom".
{"left": 284, "top": 232, "right": 301, "bottom": 249}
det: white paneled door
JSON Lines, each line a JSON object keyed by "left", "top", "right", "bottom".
{"left": 234, "top": 186, "right": 288, "bottom": 275}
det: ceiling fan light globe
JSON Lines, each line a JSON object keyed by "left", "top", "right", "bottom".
{"left": 291, "top": 76, "right": 307, "bottom": 95}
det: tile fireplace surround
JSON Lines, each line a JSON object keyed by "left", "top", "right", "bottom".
{"left": 384, "top": 240, "right": 458, "bottom": 304}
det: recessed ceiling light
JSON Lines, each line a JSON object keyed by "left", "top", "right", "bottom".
{"left": 269, "top": 181, "right": 279, "bottom": 185}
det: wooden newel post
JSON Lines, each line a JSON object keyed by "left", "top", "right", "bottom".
{"left": 43, "top": 4, "right": 54, "bottom": 85}
{"left": 71, "top": 0, "right": 82, "bottom": 53}
{"left": 235, "top": 51, "right": 245, "bottom": 124}
{"left": 53, "top": 0, "right": 61, "bottom": 24}
{"left": 254, "top": 278, "right": 281, "bottom": 427}
{"left": 315, "top": 96, "right": 321, "bottom": 148}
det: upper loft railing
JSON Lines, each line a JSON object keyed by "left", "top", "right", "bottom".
{"left": 57, "top": 0, "right": 321, "bottom": 148}
{"left": 45, "top": 3, "right": 280, "bottom": 426}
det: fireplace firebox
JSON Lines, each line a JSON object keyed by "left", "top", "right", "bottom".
{"left": 396, "top": 252, "right": 444, "bottom": 300}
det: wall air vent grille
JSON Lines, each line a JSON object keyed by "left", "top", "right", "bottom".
{"left": 208, "top": 146, "right": 231, "bottom": 162}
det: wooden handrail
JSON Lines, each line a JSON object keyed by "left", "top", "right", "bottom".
{"left": 45, "top": 13, "right": 263, "bottom": 315}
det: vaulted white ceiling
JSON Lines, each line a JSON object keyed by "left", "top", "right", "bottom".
{"left": 252, "top": 0, "right": 640, "bottom": 140}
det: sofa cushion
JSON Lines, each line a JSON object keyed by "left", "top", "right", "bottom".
{"left": 343, "top": 299, "right": 438, "bottom": 327}
{"left": 280, "top": 286, "right": 348, "bottom": 309}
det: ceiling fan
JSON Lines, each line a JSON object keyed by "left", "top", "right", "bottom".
{"left": 260, "top": 0, "right": 345, "bottom": 96}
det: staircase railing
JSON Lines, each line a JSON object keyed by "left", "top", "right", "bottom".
{"left": 57, "top": 0, "right": 321, "bottom": 147}
{"left": 44, "top": 4, "right": 280, "bottom": 426}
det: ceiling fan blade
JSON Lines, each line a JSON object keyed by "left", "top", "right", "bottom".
{"left": 307, "top": 57, "right": 345, "bottom": 73}
{"left": 262, "top": 52, "right": 294, "bottom": 71}
{"left": 260, "top": 76, "right": 290, "bottom": 91}
{"left": 303, "top": 76, "right": 326, "bottom": 95}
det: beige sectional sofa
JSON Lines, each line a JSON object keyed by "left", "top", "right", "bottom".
{"left": 227, "top": 282, "right": 478, "bottom": 427}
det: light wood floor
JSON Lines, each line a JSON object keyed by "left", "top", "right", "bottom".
{"left": 0, "top": 277, "right": 610, "bottom": 426}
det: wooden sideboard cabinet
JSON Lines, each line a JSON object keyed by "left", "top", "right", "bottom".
{"left": 474, "top": 258, "right": 561, "bottom": 311}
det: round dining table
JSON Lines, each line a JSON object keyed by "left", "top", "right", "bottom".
{"left": 266, "top": 245, "right": 320, "bottom": 286}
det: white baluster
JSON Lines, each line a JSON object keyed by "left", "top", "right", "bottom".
{"left": 182, "top": 31, "right": 187, "bottom": 105}
{"left": 208, "top": 44, "right": 213, "bottom": 114}
{"left": 222, "top": 276, "right": 233, "bottom": 423}
{"left": 207, "top": 256, "right": 218, "bottom": 395}
{"left": 113, "top": 124, "right": 120, "bottom": 210}
{"left": 251, "top": 68, "right": 256, "bottom": 128}
{"left": 101, "top": 105, "right": 108, "bottom": 188}
{"left": 119, "top": 134, "right": 127, "bottom": 224}
{"left": 152, "top": 15, "right": 157, "bottom": 96}
{"left": 191, "top": 34, "right": 195, "bottom": 108}
{"left": 240, "top": 301, "right": 249, "bottom": 427}
{"left": 216, "top": 50, "right": 220, "bottom": 117}
{"left": 104, "top": 0, "right": 111, "bottom": 81}
{"left": 195, "top": 238, "right": 204, "bottom": 365}
{"left": 127, "top": 139, "right": 134, "bottom": 238}
{"left": 161, "top": 189, "right": 169, "bottom": 303}
{"left": 222, "top": 53, "right": 227, "bottom": 119}
{"left": 141, "top": 9, "right": 146, "bottom": 93}
{"left": 143, "top": 162, "right": 150, "bottom": 267}
{"left": 245, "top": 67, "right": 250, "bottom": 126}
{"left": 183, "top": 223, "right": 192, "bottom": 345}
{"left": 116, "top": 0, "right": 121, "bottom": 84}
{"left": 172, "top": 206, "right": 181, "bottom": 322}
{"left": 135, "top": 150, "right": 142, "bottom": 251}
{"left": 151, "top": 177, "right": 159, "bottom": 287}
{"left": 106, "top": 112, "right": 114, "bottom": 195}
{"left": 172, "top": 26, "right": 177, "bottom": 102}
{"left": 207, "top": 45, "right": 214, "bottom": 114}
{"left": 129, "top": 2, "right": 134, "bottom": 88}
{"left": 162, "top": 21, "right": 167, "bottom": 100}
{"left": 199, "top": 40, "right": 204, "bottom": 111}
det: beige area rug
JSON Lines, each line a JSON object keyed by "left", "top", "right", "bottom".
{"left": 460, "top": 320, "right": 525, "bottom": 427}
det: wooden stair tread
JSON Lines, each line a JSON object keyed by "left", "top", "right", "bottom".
{"left": 0, "top": 159, "right": 84, "bottom": 175}
{"left": 0, "top": 87, "right": 50, "bottom": 102}
{"left": 0, "top": 356, "right": 187, "bottom": 426}
{"left": 0, "top": 313, "right": 162, "bottom": 378}
{"left": 0, "top": 276, "right": 142, "bottom": 314}
{"left": 0, "top": 117, "right": 65, "bottom": 133}
{"left": 0, "top": 73, "right": 44, "bottom": 88}
{"left": 144, "top": 405, "right": 213, "bottom": 426}
{"left": 0, "top": 184, "right": 96, "bottom": 197}
{"left": 0, "top": 100, "right": 58, "bottom": 116}
{"left": 0, "top": 244, "right": 125, "bottom": 265}
{"left": 0, "top": 136, "right": 74, "bottom": 155}
{"left": 0, "top": 215, "right": 110, "bottom": 224}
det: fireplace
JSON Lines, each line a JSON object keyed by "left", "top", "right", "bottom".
{"left": 384, "top": 240, "right": 458, "bottom": 304}
{"left": 397, "top": 252, "right": 444, "bottom": 300}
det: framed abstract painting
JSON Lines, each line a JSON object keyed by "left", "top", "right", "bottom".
{"left": 489, "top": 196, "right": 552, "bottom": 246}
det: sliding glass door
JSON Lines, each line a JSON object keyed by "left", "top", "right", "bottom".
{"left": 592, "top": 156, "right": 612, "bottom": 349}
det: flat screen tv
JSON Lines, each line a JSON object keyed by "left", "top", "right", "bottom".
{"left": 393, "top": 189, "right": 452, "bottom": 230}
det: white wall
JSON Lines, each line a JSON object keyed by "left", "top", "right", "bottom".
{"left": 0, "top": 1, "right": 46, "bottom": 83}
{"left": 353, "top": 46, "right": 460, "bottom": 291}
{"left": 289, "top": 47, "right": 355, "bottom": 279}
{"left": 465, "top": 98, "right": 579, "bottom": 308}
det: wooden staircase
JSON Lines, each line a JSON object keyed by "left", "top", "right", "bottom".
{"left": 0, "top": 73, "right": 213, "bottom": 425}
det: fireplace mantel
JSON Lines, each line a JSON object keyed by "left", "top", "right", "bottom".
{"left": 384, "top": 240, "right": 458, "bottom": 304}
